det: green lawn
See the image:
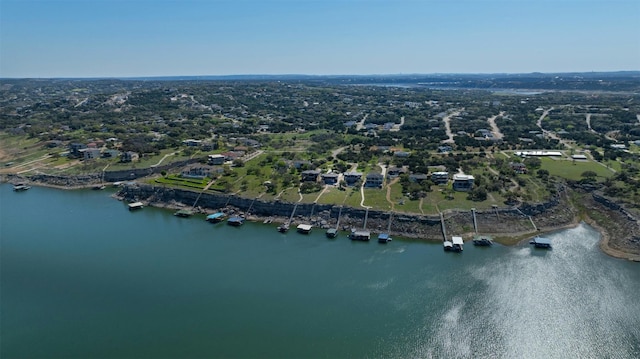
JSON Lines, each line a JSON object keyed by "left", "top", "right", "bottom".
{"left": 343, "top": 187, "right": 364, "bottom": 208}
{"left": 315, "top": 186, "right": 350, "bottom": 205}
{"left": 540, "top": 157, "right": 614, "bottom": 181}
{"left": 106, "top": 149, "right": 191, "bottom": 171}
{"left": 278, "top": 187, "right": 302, "bottom": 203}
{"left": 154, "top": 175, "right": 210, "bottom": 190}
{"left": 363, "top": 188, "right": 392, "bottom": 210}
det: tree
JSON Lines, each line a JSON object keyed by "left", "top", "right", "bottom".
{"left": 537, "top": 169, "right": 549, "bottom": 180}
{"left": 581, "top": 170, "right": 597, "bottom": 179}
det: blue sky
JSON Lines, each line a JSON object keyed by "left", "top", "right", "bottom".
{"left": 1, "top": 0, "right": 639, "bottom": 78}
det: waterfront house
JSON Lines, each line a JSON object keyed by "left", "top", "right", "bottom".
{"left": 343, "top": 171, "right": 363, "bottom": 186}
{"left": 431, "top": 171, "right": 449, "bottom": 185}
{"left": 452, "top": 174, "right": 475, "bottom": 191}
{"left": 183, "top": 139, "right": 202, "bottom": 147}
{"left": 69, "top": 143, "right": 87, "bottom": 157}
{"left": 181, "top": 165, "right": 212, "bottom": 179}
{"left": 221, "top": 151, "right": 243, "bottom": 161}
{"left": 208, "top": 154, "right": 226, "bottom": 165}
{"left": 365, "top": 172, "right": 384, "bottom": 188}
{"left": 79, "top": 148, "right": 101, "bottom": 160}
{"left": 301, "top": 170, "right": 321, "bottom": 182}
{"left": 321, "top": 173, "right": 339, "bottom": 185}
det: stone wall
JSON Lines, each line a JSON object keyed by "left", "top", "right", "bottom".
{"left": 116, "top": 183, "right": 572, "bottom": 240}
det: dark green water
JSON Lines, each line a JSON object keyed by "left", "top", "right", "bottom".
{"left": 1, "top": 184, "right": 639, "bottom": 358}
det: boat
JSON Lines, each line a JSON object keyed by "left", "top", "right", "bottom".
{"left": 377, "top": 233, "right": 392, "bottom": 243}
{"left": 325, "top": 228, "right": 338, "bottom": 238}
{"left": 174, "top": 209, "right": 194, "bottom": 217}
{"left": 13, "top": 183, "right": 31, "bottom": 191}
{"left": 127, "top": 202, "right": 144, "bottom": 211}
{"left": 530, "top": 236, "right": 552, "bottom": 249}
{"left": 227, "top": 216, "right": 244, "bottom": 226}
{"left": 206, "top": 212, "right": 226, "bottom": 223}
{"left": 296, "top": 224, "right": 312, "bottom": 234}
{"left": 277, "top": 223, "right": 289, "bottom": 233}
{"left": 473, "top": 235, "right": 493, "bottom": 246}
{"left": 92, "top": 185, "right": 106, "bottom": 190}
{"left": 451, "top": 236, "right": 464, "bottom": 252}
{"left": 349, "top": 230, "right": 370, "bottom": 241}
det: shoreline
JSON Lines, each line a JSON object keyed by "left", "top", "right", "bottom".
{"left": 4, "top": 177, "right": 640, "bottom": 261}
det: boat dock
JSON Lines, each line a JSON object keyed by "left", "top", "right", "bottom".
{"left": 350, "top": 230, "right": 371, "bottom": 241}
{"left": 128, "top": 202, "right": 144, "bottom": 211}
{"left": 377, "top": 233, "right": 392, "bottom": 243}
{"left": 530, "top": 236, "right": 552, "bottom": 249}
{"left": 445, "top": 236, "right": 463, "bottom": 252}
{"left": 227, "top": 216, "right": 245, "bottom": 226}
{"left": 174, "top": 209, "right": 194, "bottom": 217}
{"left": 13, "top": 183, "right": 31, "bottom": 191}
{"left": 473, "top": 235, "right": 493, "bottom": 246}
{"left": 297, "top": 224, "right": 312, "bottom": 234}
{"left": 206, "top": 212, "right": 226, "bottom": 223}
{"left": 326, "top": 206, "right": 343, "bottom": 238}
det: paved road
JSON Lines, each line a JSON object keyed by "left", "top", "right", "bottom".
{"left": 355, "top": 113, "right": 369, "bottom": 131}
{"left": 442, "top": 110, "right": 462, "bottom": 143}
{"left": 487, "top": 111, "right": 505, "bottom": 140}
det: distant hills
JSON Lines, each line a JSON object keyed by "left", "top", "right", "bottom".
{"left": 3, "top": 71, "right": 640, "bottom": 92}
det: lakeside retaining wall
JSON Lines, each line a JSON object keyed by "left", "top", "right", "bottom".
{"left": 116, "top": 183, "right": 573, "bottom": 240}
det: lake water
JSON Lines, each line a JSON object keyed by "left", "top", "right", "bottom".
{"left": 1, "top": 184, "right": 639, "bottom": 358}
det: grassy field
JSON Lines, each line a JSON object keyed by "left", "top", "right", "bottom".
{"left": 154, "top": 175, "right": 210, "bottom": 190}
{"left": 540, "top": 157, "right": 614, "bottom": 180}
{"left": 316, "top": 186, "right": 350, "bottom": 205}
{"left": 342, "top": 187, "right": 364, "bottom": 208}
{"left": 362, "top": 188, "right": 392, "bottom": 210}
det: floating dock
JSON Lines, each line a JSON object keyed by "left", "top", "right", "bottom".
{"left": 326, "top": 228, "right": 338, "bottom": 238}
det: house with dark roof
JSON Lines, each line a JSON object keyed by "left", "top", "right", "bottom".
{"left": 321, "top": 173, "right": 339, "bottom": 185}
{"left": 386, "top": 167, "right": 407, "bottom": 178}
{"left": 409, "top": 173, "right": 429, "bottom": 182}
{"left": 343, "top": 171, "right": 363, "bottom": 186}
{"left": 301, "top": 170, "right": 321, "bottom": 182}
{"left": 79, "top": 148, "right": 101, "bottom": 160}
{"left": 208, "top": 154, "right": 226, "bottom": 165}
{"left": 431, "top": 171, "right": 449, "bottom": 185}
{"left": 365, "top": 172, "right": 384, "bottom": 188}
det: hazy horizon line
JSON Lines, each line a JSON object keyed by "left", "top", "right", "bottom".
{"left": 2, "top": 70, "right": 640, "bottom": 80}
